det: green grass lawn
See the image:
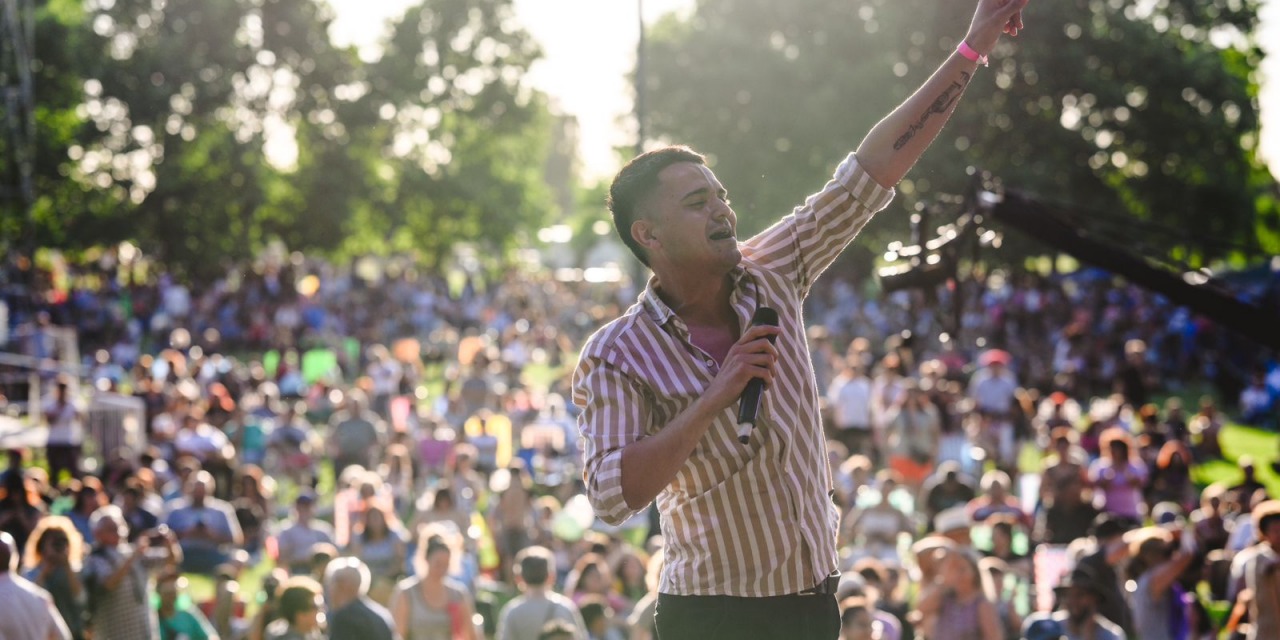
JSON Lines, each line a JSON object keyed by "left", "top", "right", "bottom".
{"left": 1192, "top": 423, "right": 1280, "bottom": 495}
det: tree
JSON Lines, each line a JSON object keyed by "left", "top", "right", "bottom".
{"left": 641, "top": 0, "right": 1277, "bottom": 268}
{"left": 5, "top": 0, "right": 555, "bottom": 281}
{"left": 351, "top": 0, "right": 554, "bottom": 269}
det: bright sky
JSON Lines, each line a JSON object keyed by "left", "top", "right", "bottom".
{"left": 329, "top": 0, "right": 1280, "bottom": 183}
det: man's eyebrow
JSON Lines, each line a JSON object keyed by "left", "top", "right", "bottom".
{"left": 680, "top": 186, "right": 727, "bottom": 201}
{"left": 680, "top": 186, "right": 711, "bottom": 201}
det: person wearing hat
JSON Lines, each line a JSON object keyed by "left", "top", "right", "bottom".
{"left": 275, "top": 492, "right": 335, "bottom": 576}
{"left": 1241, "top": 499, "right": 1280, "bottom": 639}
{"left": 1019, "top": 566, "right": 1123, "bottom": 640}
{"left": 1125, "top": 525, "right": 1195, "bottom": 640}
{"left": 968, "top": 349, "right": 1019, "bottom": 470}
{"left": 1073, "top": 515, "right": 1135, "bottom": 637}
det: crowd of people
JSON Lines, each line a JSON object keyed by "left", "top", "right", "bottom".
{"left": 0, "top": 246, "right": 1279, "bottom": 640}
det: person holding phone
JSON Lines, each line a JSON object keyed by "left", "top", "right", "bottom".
{"left": 163, "top": 472, "right": 242, "bottom": 575}
{"left": 23, "top": 518, "right": 85, "bottom": 640}
{"left": 82, "top": 506, "right": 181, "bottom": 640}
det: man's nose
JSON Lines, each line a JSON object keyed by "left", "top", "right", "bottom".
{"left": 713, "top": 201, "right": 734, "bottom": 222}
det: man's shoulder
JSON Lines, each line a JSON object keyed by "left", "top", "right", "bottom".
{"left": 578, "top": 303, "right": 649, "bottom": 361}
{"left": 545, "top": 590, "right": 579, "bottom": 611}
{"left": 1093, "top": 613, "right": 1125, "bottom": 638}
{"left": 0, "top": 572, "right": 47, "bottom": 599}
{"left": 209, "top": 497, "right": 238, "bottom": 513}
{"left": 1247, "top": 543, "right": 1280, "bottom": 567}
{"left": 283, "top": 521, "right": 333, "bottom": 537}
{"left": 166, "top": 501, "right": 195, "bottom": 516}
{"left": 498, "top": 593, "right": 531, "bottom": 615}
{"left": 336, "top": 597, "right": 394, "bottom": 626}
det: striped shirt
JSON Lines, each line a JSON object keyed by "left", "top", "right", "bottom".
{"left": 573, "top": 153, "right": 894, "bottom": 597}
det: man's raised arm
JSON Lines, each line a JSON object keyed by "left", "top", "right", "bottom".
{"left": 856, "top": 0, "right": 1029, "bottom": 187}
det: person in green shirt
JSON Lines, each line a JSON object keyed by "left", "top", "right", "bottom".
{"left": 156, "top": 570, "right": 218, "bottom": 640}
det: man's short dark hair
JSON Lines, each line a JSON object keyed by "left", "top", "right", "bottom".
{"left": 607, "top": 145, "right": 706, "bottom": 267}
{"left": 577, "top": 595, "right": 611, "bottom": 627}
{"left": 515, "top": 546, "right": 552, "bottom": 587}
{"left": 276, "top": 577, "right": 322, "bottom": 624}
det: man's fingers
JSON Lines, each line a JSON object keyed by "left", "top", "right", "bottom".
{"left": 744, "top": 363, "right": 775, "bottom": 388}
{"left": 739, "top": 324, "right": 781, "bottom": 343}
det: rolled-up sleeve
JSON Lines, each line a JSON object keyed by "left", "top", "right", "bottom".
{"left": 746, "top": 154, "right": 895, "bottom": 295}
{"left": 573, "top": 347, "right": 652, "bottom": 526}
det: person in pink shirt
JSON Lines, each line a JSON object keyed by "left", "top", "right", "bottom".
{"left": 1088, "top": 428, "right": 1148, "bottom": 526}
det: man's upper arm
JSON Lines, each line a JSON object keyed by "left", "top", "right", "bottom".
{"left": 81, "top": 554, "right": 105, "bottom": 587}
{"left": 1246, "top": 556, "right": 1262, "bottom": 593}
{"left": 743, "top": 154, "right": 894, "bottom": 295}
{"left": 573, "top": 349, "right": 652, "bottom": 526}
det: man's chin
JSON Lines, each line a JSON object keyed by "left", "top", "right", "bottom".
{"left": 720, "top": 246, "right": 743, "bottom": 267}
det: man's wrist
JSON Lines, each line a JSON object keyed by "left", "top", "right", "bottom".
{"left": 962, "top": 32, "right": 998, "bottom": 59}
{"left": 957, "top": 40, "right": 989, "bottom": 67}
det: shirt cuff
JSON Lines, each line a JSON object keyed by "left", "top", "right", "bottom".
{"left": 586, "top": 448, "right": 637, "bottom": 526}
{"left": 835, "top": 153, "right": 895, "bottom": 213}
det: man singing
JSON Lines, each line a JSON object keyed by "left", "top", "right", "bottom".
{"left": 572, "top": 1, "right": 1031, "bottom": 638}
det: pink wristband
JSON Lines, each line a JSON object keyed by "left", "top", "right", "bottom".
{"left": 957, "top": 41, "right": 989, "bottom": 67}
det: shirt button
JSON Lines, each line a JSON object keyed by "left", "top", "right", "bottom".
{"left": 705, "top": 359, "right": 714, "bottom": 367}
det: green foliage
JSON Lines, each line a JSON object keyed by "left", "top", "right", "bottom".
{"left": 641, "top": 0, "right": 1278, "bottom": 266}
{"left": 7, "top": 0, "right": 554, "bottom": 280}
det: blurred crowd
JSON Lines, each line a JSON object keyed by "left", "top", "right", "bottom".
{"left": 1, "top": 250, "right": 1280, "bottom": 640}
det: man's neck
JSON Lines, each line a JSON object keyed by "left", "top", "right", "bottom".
{"left": 653, "top": 271, "right": 736, "bottom": 326}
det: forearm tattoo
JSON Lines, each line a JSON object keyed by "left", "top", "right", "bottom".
{"left": 892, "top": 71, "right": 971, "bottom": 150}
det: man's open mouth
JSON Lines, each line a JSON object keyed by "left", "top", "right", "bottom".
{"left": 710, "top": 229, "right": 735, "bottom": 241}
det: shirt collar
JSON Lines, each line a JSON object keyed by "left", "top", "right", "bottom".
{"left": 641, "top": 263, "right": 753, "bottom": 328}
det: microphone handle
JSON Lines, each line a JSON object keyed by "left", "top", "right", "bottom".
{"left": 737, "top": 379, "right": 765, "bottom": 444}
{"left": 737, "top": 307, "right": 779, "bottom": 444}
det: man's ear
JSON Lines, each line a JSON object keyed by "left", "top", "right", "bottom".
{"left": 631, "top": 219, "right": 659, "bottom": 252}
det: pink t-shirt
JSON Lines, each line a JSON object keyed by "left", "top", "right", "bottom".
{"left": 1088, "top": 459, "right": 1148, "bottom": 520}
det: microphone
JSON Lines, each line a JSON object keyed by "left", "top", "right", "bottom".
{"left": 737, "top": 306, "right": 779, "bottom": 444}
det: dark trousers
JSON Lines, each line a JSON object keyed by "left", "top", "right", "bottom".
{"left": 656, "top": 592, "right": 839, "bottom": 640}
{"left": 836, "top": 427, "right": 874, "bottom": 461}
{"left": 46, "top": 443, "right": 81, "bottom": 483}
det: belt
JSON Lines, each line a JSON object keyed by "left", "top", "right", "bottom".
{"left": 798, "top": 570, "right": 841, "bottom": 596}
